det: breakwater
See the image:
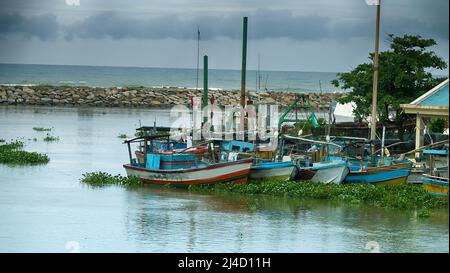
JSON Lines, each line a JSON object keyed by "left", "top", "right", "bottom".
{"left": 0, "top": 85, "right": 345, "bottom": 109}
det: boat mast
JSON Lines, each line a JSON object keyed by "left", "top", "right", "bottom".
{"left": 196, "top": 26, "right": 200, "bottom": 91}
{"left": 370, "top": 0, "right": 381, "bottom": 154}
{"left": 239, "top": 17, "right": 248, "bottom": 138}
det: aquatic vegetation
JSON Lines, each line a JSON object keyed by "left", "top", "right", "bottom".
{"left": 118, "top": 133, "right": 128, "bottom": 139}
{"left": 80, "top": 171, "right": 142, "bottom": 188}
{"left": 43, "top": 134, "right": 59, "bottom": 142}
{"left": 0, "top": 139, "right": 5, "bottom": 143}
{"left": 189, "top": 180, "right": 448, "bottom": 211}
{"left": 0, "top": 140, "right": 49, "bottom": 165}
{"left": 33, "top": 127, "right": 52, "bottom": 132}
{"left": 134, "top": 130, "right": 149, "bottom": 137}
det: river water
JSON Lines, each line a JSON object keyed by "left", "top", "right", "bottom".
{"left": 0, "top": 105, "right": 448, "bottom": 253}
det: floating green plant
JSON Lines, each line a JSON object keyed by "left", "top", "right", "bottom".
{"left": 0, "top": 140, "right": 49, "bottom": 165}
{"left": 118, "top": 133, "right": 128, "bottom": 139}
{"left": 0, "top": 139, "right": 5, "bottom": 143}
{"left": 189, "top": 180, "right": 448, "bottom": 211}
{"left": 33, "top": 127, "right": 52, "bottom": 132}
{"left": 80, "top": 171, "right": 142, "bottom": 188}
{"left": 43, "top": 134, "right": 59, "bottom": 142}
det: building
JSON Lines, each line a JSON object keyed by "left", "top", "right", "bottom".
{"left": 401, "top": 79, "right": 449, "bottom": 157}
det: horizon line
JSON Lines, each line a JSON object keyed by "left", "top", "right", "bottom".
{"left": 0, "top": 62, "right": 343, "bottom": 74}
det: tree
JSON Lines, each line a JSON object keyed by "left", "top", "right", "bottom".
{"left": 428, "top": 118, "right": 447, "bottom": 134}
{"left": 331, "top": 34, "right": 447, "bottom": 140}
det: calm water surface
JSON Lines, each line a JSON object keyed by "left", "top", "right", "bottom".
{"left": 0, "top": 105, "right": 448, "bottom": 252}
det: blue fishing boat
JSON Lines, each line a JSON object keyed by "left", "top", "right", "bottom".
{"left": 250, "top": 160, "right": 294, "bottom": 180}
{"left": 325, "top": 136, "right": 412, "bottom": 185}
{"left": 344, "top": 161, "right": 411, "bottom": 185}
{"left": 421, "top": 149, "right": 448, "bottom": 198}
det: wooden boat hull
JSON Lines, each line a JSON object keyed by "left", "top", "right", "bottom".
{"left": 422, "top": 175, "right": 449, "bottom": 199}
{"left": 124, "top": 159, "right": 252, "bottom": 188}
{"left": 294, "top": 161, "right": 349, "bottom": 184}
{"left": 344, "top": 163, "right": 411, "bottom": 185}
{"left": 250, "top": 161, "right": 294, "bottom": 180}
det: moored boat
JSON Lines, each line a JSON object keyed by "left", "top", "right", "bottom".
{"left": 283, "top": 135, "right": 349, "bottom": 184}
{"left": 344, "top": 161, "right": 411, "bottom": 185}
{"left": 123, "top": 134, "right": 253, "bottom": 188}
{"left": 250, "top": 160, "right": 294, "bottom": 180}
{"left": 420, "top": 149, "right": 448, "bottom": 198}
{"left": 422, "top": 175, "right": 449, "bottom": 198}
{"left": 292, "top": 160, "right": 349, "bottom": 184}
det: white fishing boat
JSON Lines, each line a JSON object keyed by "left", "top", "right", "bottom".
{"left": 292, "top": 160, "right": 349, "bottom": 184}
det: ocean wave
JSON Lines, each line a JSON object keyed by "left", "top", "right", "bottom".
{"left": 0, "top": 83, "right": 37, "bottom": 87}
{"left": 58, "top": 80, "right": 87, "bottom": 85}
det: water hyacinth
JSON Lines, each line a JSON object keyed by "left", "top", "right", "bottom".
{"left": 0, "top": 140, "right": 49, "bottom": 165}
{"left": 80, "top": 171, "right": 142, "bottom": 188}
{"left": 43, "top": 134, "right": 59, "bottom": 142}
{"left": 189, "top": 179, "right": 448, "bottom": 211}
{"left": 33, "top": 127, "right": 52, "bottom": 132}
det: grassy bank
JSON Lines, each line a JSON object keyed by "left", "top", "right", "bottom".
{"left": 0, "top": 140, "right": 49, "bottom": 165}
{"left": 80, "top": 171, "right": 142, "bottom": 188}
{"left": 189, "top": 179, "right": 448, "bottom": 211}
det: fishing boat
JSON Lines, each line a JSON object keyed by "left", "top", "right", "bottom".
{"left": 292, "top": 159, "right": 349, "bottom": 184}
{"left": 344, "top": 160, "right": 411, "bottom": 185}
{"left": 250, "top": 160, "right": 294, "bottom": 180}
{"left": 123, "top": 134, "right": 253, "bottom": 188}
{"left": 332, "top": 137, "right": 412, "bottom": 185}
{"left": 217, "top": 139, "right": 295, "bottom": 180}
{"left": 283, "top": 135, "right": 349, "bottom": 184}
{"left": 421, "top": 149, "right": 448, "bottom": 198}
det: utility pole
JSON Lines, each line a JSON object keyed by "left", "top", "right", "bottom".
{"left": 196, "top": 27, "right": 200, "bottom": 91}
{"left": 239, "top": 17, "right": 248, "bottom": 138}
{"left": 370, "top": 0, "right": 381, "bottom": 154}
{"left": 240, "top": 17, "right": 248, "bottom": 109}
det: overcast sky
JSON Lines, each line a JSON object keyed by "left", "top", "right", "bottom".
{"left": 0, "top": 0, "right": 448, "bottom": 73}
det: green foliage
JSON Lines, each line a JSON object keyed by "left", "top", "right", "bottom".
{"left": 0, "top": 140, "right": 49, "bottom": 165}
{"left": 0, "top": 139, "right": 5, "bottom": 143}
{"left": 294, "top": 117, "right": 327, "bottom": 136}
{"left": 428, "top": 118, "right": 447, "bottom": 133}
{"left": 33, "top": 127, "right": 52, "bottom": 132}
{"left": 190, "top": 180, "right": 447, "bottom": 210}
{"left": 118, "top": 133, "right": 128, "bottom": 139}
{"left": 80, "top": 171, "right": 142, "bottom": 188}
{"left": 43, "top": 134, "right": 59, "bottom": 142}
{"left": 332, "top": 34, "right": 447, "bottom": 128}
{"left": 135, "top": 130, "right": 149, "bottom": 137}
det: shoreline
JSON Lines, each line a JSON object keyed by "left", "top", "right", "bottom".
{"left": 0, "top": 85, "right": 346, "bottom": 110}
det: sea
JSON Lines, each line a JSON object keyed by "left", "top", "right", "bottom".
{"left": 0, "top": 63, "right": 342, "bottom": 93}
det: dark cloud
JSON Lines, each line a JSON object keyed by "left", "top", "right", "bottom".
{"left": 0, "top": 13, "right": 59, "bottom": 41}
{"left": 64, "top": 8, "right": 448, "bottom": 42}
{"left": 0, "top": 7, "right": 447, "bottom": 42}
{"left": 63, "top": 9, "right": 332, "bottom": 41}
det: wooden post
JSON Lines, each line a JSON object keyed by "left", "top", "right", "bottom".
{"left": 415, "top": 115, "right": 424, "bottom": 159}
{"left": 370, "top": 1, "right": 381, "bottom": 155}
{"left": 127, "top": 141, "right": 133, "bottom": 164}
{"left": 380, "top": 126, "right": 385, "bottom": 165}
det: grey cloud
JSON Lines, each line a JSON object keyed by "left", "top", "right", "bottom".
{"left": 0, "top": 13, "right": 59, "bottom": 41}
{"left": 63, "top": 9, "right": 332, "bottom": 41}
{"left": 64, "top": 8, "right": 448, "bottom": 42}
{"left": 0, "top": 7, "right": 447, "bottom": 42}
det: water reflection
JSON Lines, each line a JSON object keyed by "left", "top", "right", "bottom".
{"left": 123, "top": 186, "right": 449, "bottom": 252}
